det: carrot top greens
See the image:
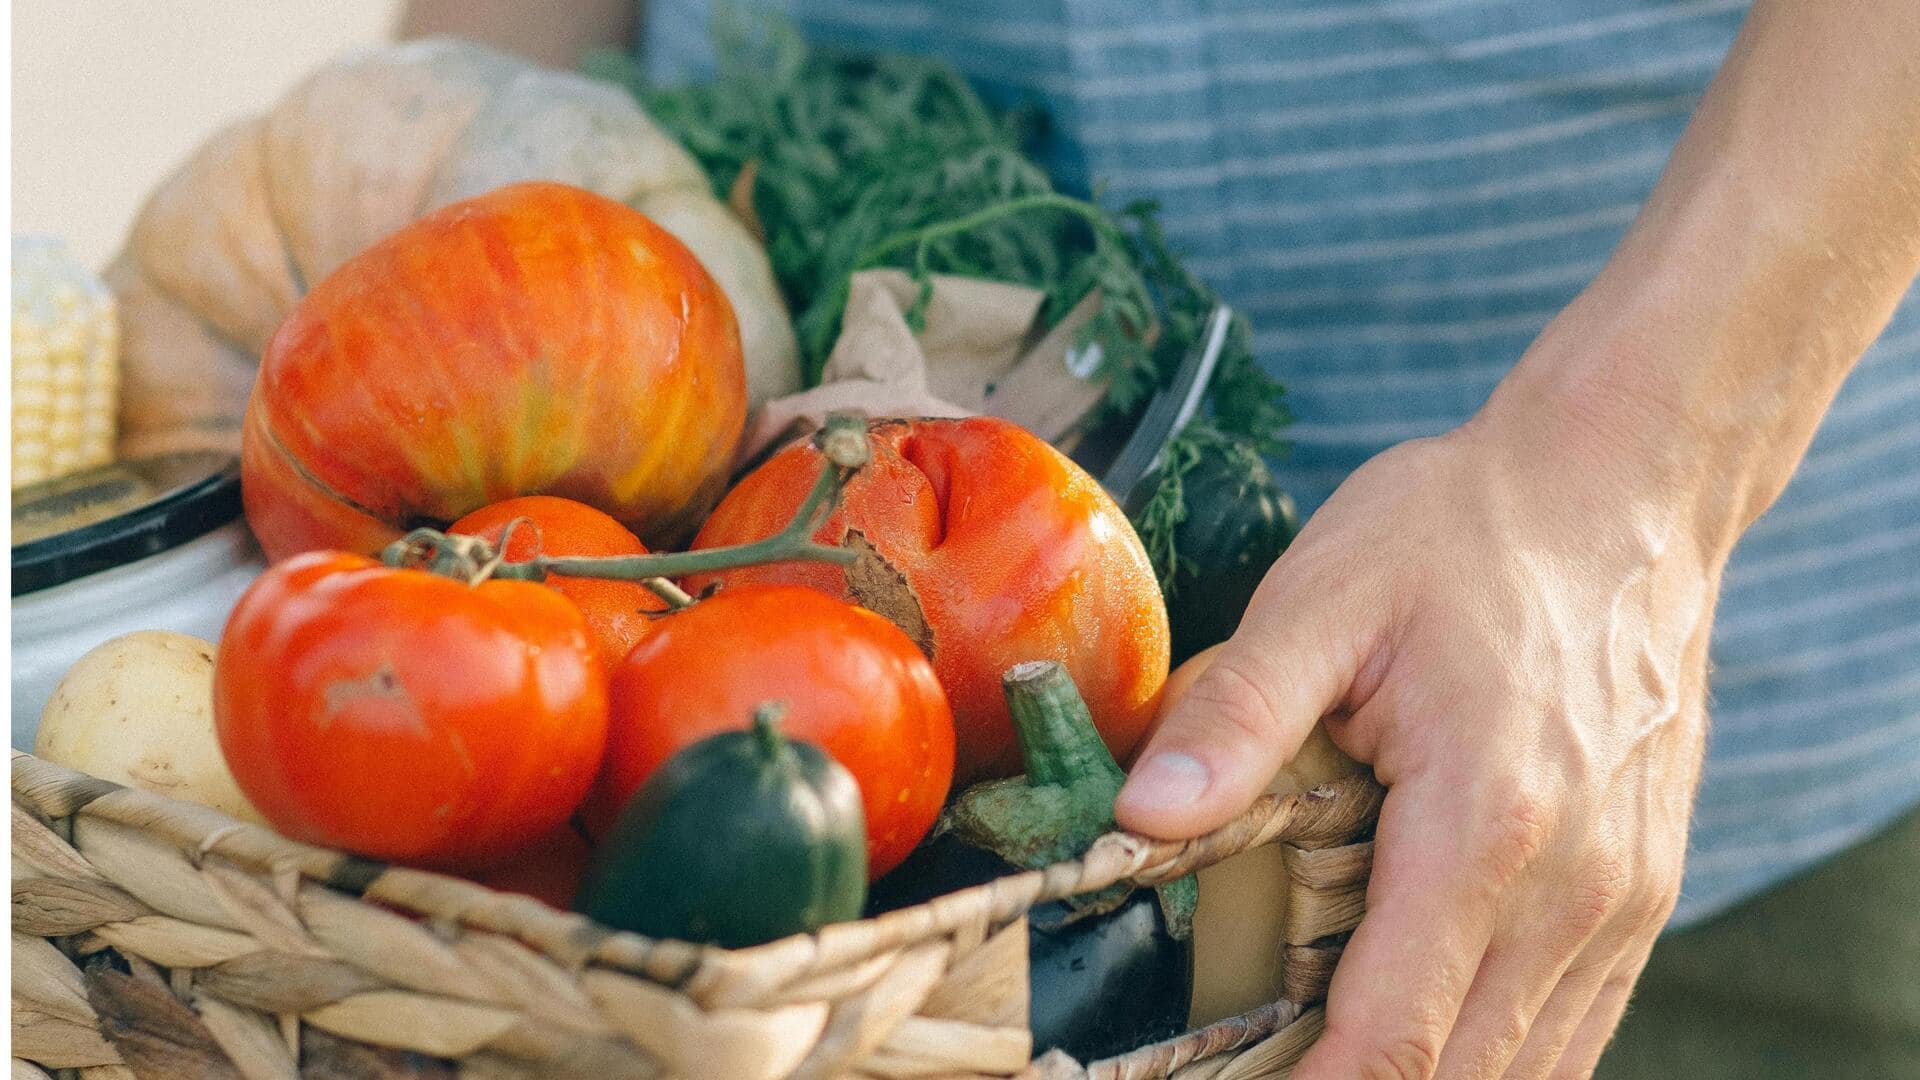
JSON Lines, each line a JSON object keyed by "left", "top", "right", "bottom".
{"left": 586, "top": 15, "right": 1291, "bottom": 588}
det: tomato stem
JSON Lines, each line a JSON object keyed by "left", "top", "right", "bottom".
{"left": 643, "top": 577, "right": 698, "bottom": 610}
{"left": 382, "top": 413, "right": 874, "bottom": 588}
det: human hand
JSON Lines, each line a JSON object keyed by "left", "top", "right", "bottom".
{"left": 1117, "top": 0, "right": 1920, "bottom": 1064}
{"left": 1116, "top": 369, "right": 1718, "bottom": 1077}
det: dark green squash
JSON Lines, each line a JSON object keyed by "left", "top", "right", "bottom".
{"left": 1130, "top": 437, "right": 1299, "bottom": 665}
{"left": 574, "top": 703, "right": 867, "bottom": 948}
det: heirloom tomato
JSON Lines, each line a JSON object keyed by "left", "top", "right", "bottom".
{"left": 213, "top": 552, "right": 607, "bottom": 871}
{"left": 449, "top": 495, "right": 665, "bottom": 672}
{"left": 242, "top": 181, "right": 746, "bottom": 561}
{"left": 583, "top": 584, "right": 954, "bottom": 879}
{"left": 687, "top": 417, "right": 1170, "bottom": 783}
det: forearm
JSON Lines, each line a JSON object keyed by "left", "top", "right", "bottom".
{"left": 1481, "top": 0, "right": 1920, "bottom": 561}
{"left": 399, "top": 0, "right": 634, "bottom": 68}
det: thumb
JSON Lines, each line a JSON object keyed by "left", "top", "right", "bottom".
{"left": 1115, "top": 576, "right": 1359, "bottom": 839}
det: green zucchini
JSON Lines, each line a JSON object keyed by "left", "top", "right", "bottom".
{"left": 574, "top": 703, "right": 867, "bottom": 948}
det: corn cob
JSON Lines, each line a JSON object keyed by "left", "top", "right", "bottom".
{"left": 13, "top": 237, "right": 119, "bottom": 489}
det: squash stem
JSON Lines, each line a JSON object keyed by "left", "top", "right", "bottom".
{"left": 946, "top": 662, "right": 1125, "bottom": 873}
{"left": 1002, "top": 661, "right": 1126, "bottom": 790}
{"left": 751, "top": 701, "right": 790, "bottom": 761}
{"left": 953, "top": 661, "right": 1197, "bottom": 939}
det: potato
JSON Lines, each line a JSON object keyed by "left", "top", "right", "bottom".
{"left": 35, "top": 630, "right": 264, "bottom": 824}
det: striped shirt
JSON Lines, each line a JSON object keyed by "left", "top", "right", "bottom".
{"left": 641, "top": 0, "right": 1920, "bottom": 928}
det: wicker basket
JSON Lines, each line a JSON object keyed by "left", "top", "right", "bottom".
{"left": 11, "top": 749, "right": 1380, "bottom": 1080}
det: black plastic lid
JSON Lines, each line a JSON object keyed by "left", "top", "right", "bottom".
{"left": 11, "top": 451, "right": 244, "bottom": 596}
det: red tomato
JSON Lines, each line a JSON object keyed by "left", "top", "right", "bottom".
{"left": 687, "top": 417, "right": 1170, "bottom": 784}
{"left": 449, "top": 496, "right": 665, "bottom": 672}
{"left": 468, "top": 825, "right": 592, "bottom": 910}
{"left": 242, "top": 182, "right": 746, "bottom": 561}
{"left": 214, "top": 551, "right": 608, "bottom": 872}
{"left": 584, "top": 584, "right": 954, "bottom": 879}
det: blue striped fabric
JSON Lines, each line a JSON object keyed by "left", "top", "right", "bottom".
{"left": 641, "top": 0, "right": 1920, "bottom": 928}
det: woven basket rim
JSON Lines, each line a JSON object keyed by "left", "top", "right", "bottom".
{"left": 11, "top": 748, "right": 1382, "bottom": 994}
{"left": 14, "top": 749, "right": 1382, "bottom": 1078}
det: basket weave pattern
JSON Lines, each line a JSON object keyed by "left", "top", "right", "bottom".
{"left": 11, "top": 750, "right": 1381, "bottom": 1079}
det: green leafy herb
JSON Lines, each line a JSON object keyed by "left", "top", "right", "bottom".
{"left": 1121, "top": 203, "right": 1291, "bottom": 454}
{"left": 1128, "top": 428, "right": 1204, "bottom": 590}
{"left": 584, "top": 14, "right": 1291, "bottom": 587}
{"left": 1127, "top": 424, "right": 1291, "bottom": 591}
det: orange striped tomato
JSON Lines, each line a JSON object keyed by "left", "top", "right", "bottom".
{"left": 242, "top": 182, "right": 746, "bottom": 560}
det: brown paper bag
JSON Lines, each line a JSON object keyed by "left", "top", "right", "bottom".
{"left": 736, "top": 270, "right": 1108, "bottom": 470}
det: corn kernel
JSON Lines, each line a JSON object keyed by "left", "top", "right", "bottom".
{"left": 12, "top": 237, "right": 119, "bottom": 489}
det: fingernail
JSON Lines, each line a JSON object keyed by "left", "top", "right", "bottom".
{"left": 1118, "top": 752, "right": 1211, "bottom": 817}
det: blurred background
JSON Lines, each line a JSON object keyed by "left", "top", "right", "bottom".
{"left": 12, "top": 2, "right": 403, "bottom": 269}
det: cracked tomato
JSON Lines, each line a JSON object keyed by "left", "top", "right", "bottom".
{"left": 687, "top": 416, "right": 1170, "bottom": 783}
{"left": 212, "top": 551, "right": 608, "bottom": 871}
